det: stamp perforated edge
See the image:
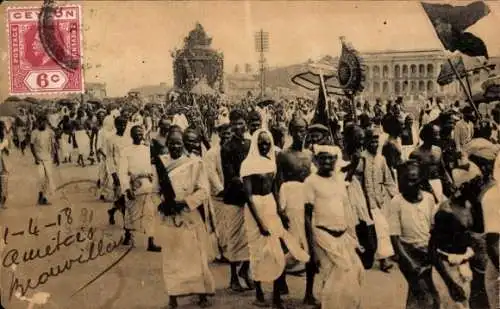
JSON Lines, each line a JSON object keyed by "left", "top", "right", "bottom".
{"left": 5, "top": 4, "right": 85, "bottom": 97}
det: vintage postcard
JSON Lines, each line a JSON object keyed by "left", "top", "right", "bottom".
{"left": 0, "top": 1, "right": 499, "bottom": 309}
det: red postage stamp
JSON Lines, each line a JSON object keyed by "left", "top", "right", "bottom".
{"left": 6, "top": 5, "right": 83, "bottom": 95}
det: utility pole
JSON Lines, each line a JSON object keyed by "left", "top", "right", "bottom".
{"left": 254, "top": 29, "right": 269, "bottom": 98}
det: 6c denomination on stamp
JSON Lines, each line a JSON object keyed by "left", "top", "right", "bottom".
{"left": 6, "top": 5, "right": 84, "bottom": 95}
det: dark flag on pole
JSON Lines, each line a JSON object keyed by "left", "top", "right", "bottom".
{"left": 311, "top": 76, "right": 330, "bottom": 127}
{"left": 421, "top": 1, "right": 490, "bottom": 58}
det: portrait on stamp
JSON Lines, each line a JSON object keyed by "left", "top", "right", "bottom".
{"left": 6, "top": 6, "right": 83, "bottom": 95}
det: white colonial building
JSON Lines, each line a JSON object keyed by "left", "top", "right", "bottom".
{"left": 360, "top": 49, "right": 461, "bottom": 101}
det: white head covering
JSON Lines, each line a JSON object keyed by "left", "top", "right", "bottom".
{"left": 312, "top": 144, "right": 348, "bottom": 176}
{"left": 240, "top": 128, "right": 276, "bottom": 178}
{"left": 463, "top": 138, "right": 500, "bottom": 161}
{"left": 452, "top": 162, "right": 482, "bottom": 187}
{"left": 312, "top": 144, "right": 341, "bottom": 157}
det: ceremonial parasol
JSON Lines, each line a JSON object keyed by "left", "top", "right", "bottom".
{"left": 291, "top": 62, "right": 344, "bottom": 96}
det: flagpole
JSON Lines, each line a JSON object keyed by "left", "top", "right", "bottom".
{"left": 318, "top": 70, "right": 336, "bottom": 144}
{"left": 447, "top": 58, "right": 481, "bottom": 119}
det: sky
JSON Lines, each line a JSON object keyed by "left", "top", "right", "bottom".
{"left": 1, "top": 1, "right": 499, "bottom": 99}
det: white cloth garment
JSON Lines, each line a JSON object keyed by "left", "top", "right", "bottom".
{"left": 74, "top": 130, "right": 90, "bottom": 156}
{"left": 203, "top": 145, "right": 224, "bottom": 195}
{"left": 279, "top": 181, "right": 308, "bottom": 253}
{"left": 156, "top": 155, "right": 215, "bottom": 296}
{"left": 240, "top": 128, "right": 276, "bottom": 178}
{"left": 119, "top": 144, "right": 156, "bottom": 237}
{"left": 240, "top": 128, "right": 309, "bottom": 282}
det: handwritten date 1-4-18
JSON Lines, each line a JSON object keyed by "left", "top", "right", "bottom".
{"left": 3, "top": 207, "right": 94, "bottom": 245}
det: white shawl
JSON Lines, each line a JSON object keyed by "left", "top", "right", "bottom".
{"left": 240, "top": 128, "right": 276, "bottom": 178}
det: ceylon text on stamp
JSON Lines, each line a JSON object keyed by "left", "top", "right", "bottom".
{"left": 6, "top": 5, "right": 83, "bottom": 95}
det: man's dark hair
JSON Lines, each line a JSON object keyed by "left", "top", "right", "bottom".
{"left": 247, "top": 110, "right": 261, "bottom": 122}
{"left": 229, "top": 109, "right": 246, "bottom": 122}
{"left": 476, "top": 120, "right": 492, "bottom": 139}
{"left": 183, "top": 127, "right": 200, "bottom": 140}
{"left": 400, "top": 159, "right": 420, "bottom": 178}
{"left": 462, "top": 106, "right": 474, "bottom": 115}
{"left": 114, "top": 116, "right": 127, "bottom": 127}
{"left": 167, "top": 125, "right": 183, "bottom": 140}
{"left": 382, "top": 114, "right": 401, "bottom": 137}
{"left": 419, "top": 123, "right": 436, "bottom": 142}
{"left": 130, "top": 125, "right": 143, "bottom": 137}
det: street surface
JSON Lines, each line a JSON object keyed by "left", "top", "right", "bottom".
{"left": 0, "top": 147, "right": 497, "bottom": 309}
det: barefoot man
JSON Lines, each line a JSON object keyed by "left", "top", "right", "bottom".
{"left": 276, "top": 116, "right": 317, "bottom": 306}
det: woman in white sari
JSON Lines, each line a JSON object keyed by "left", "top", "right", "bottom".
{"left": 241, "top": 128, "right": 309, "bottom": 308}
{"left": 156, "top": 129, "right": 215, "bottom": 309}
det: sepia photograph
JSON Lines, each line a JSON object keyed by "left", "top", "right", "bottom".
{"left": 0, "top": 1, "right": 499, "bottom": 308}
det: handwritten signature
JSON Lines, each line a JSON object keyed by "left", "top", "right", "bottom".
{"left": 3, "top": 206, "right": 131, "bottom": 300}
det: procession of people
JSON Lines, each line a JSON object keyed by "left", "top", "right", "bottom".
{"left": 0, "top": 90, "right": 499, "bottom": 309}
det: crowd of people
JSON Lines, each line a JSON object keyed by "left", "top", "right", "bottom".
{"left": 0, "top": 92, "right": 499, "bottom": 309}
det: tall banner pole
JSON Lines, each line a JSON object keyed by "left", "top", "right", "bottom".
{"left": 447, "top": 58, "right": 481, "bottom": 119}
{"left": 318, "top": 70, "right": 336, "bottom": 144}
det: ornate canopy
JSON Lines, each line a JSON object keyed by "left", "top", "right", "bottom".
{"left": 172, "top": 23, "right": 224, "bottom": 93}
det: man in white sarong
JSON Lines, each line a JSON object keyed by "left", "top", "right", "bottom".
{"left": 119, "top": 125, "right": 161, "bottom": 252}
{"left": 276, "top": 116, "right": 317, "bottom": 305}
{"left": 357, "top": 128, "right": 397, "bottom": 272}
{"left": 220, "top": 109, "right": 252, "bottom": 291}
{"left": 203, "top": 119, "right": 232, "bottom": 260}
{"left": 388, "top": 161, "right": 440, "bottom": 309}
{"left": 156, "top": 130, "right": 215, "bottom": 309}
{"left": 30, "top": 116, "right": 57, "bottom": 205}
{"left": 106, "top": 116, "right": 132, "bottom": 225}
{"left": 410, "top": 124, "right": 447, "bottom": 205}
{"left": 304, "top": 145, "right": 364, "bottom": 309}
{"left": 96, "top": 113, "right": 115, "bottom": 201}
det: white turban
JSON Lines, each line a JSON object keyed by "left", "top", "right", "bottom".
{"left": 313, "top": 144, "right": 341, "bottom": 157}
{"left": 452, "top": 162, "right": 482, "bottom": 188}
{"left": 463, "top": 138, "right": 500, "bottom": 161}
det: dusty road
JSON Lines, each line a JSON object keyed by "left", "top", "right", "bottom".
{"left": 0, "top": 148, "right": 497, "bottom": 309}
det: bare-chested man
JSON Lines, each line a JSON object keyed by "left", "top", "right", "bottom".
{"left": 430, "top": 163, "right": 481, "bottom": 309}
{"left": 410, "top": 123, "right": 450, "bottom": 204}
{"left": 276, "top": 116, "right": 317, "bottom": 306}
